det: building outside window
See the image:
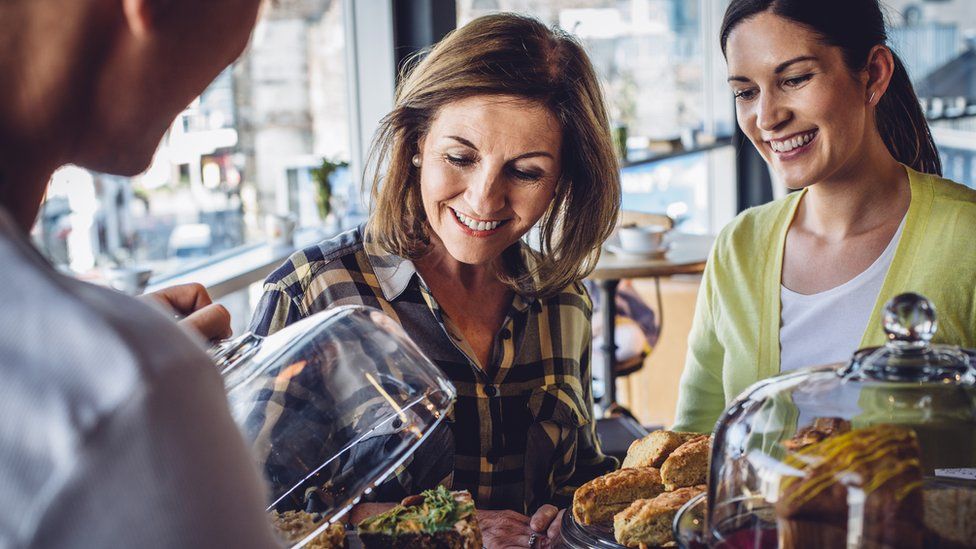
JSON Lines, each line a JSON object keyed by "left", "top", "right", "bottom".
{"left": 33, "top": 0, "right": 353, "bottom": 280}
{"left": 457, "top": 0, "right": 736, "bottom": 234}
{"left": 887, "top": 0, "right": 976, "bottom": 188}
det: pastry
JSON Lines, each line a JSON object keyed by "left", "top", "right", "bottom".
{"left": 357, "top": 486, "right": 482, "bottom": 549}
{"left": 270, "top": 510, "right": 347, "bottom": 548}
{"left": 923, "top": 483, "right": 976, "bottom": 548}
{"left": 613, "top": 485, "right": 706, "bottom": 548}
{"left": 622, "top": 430, "right": 703, "bottom": 469}
{"left": 776, "top": 424, "right": 925, "bottom": 549}
{"left": 782, "top": 417, "right": 851, "bottom": 452}
{"left": 572, "top": 467, "right": 665, "bottom": 526}
{"left": 660, "top": 435, "right": 710, "bottom": 490}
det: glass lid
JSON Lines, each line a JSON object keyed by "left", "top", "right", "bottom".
{"left": 214, "top": 305, "right": 456, "bottom": 547}
{"left": 676, "top": 293, "right": 976, "bottom": 548}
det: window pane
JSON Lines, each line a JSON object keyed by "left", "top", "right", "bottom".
{"left": 32, "top": 0, "right": 352, "bottom": 279}
{"left": 887, "top": 0, "right": 976, "bottom": 188}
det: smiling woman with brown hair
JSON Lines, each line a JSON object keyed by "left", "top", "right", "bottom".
{"left": 248, "top": 13, "right": 620, "bottom": 548}
{"left": 673, "top": 0, "right": 976, "bottom": 434}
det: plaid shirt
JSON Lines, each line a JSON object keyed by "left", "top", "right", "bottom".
{"left": 248, "top": 225, "right": 616, "bottom": 513}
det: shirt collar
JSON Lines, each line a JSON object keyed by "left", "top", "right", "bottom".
{"left": 362, "top": 231, "right": 540, "bottom": 307}
{"left": 363, "top": 235, "right": 419, "bottom": 302}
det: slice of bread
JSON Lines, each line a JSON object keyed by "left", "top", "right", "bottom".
{"left": 660, "top": 435, "right": 710, "bottom": 491}
{"left": 622, "top": 430, "right": 703, "bottom": 469}
{"left": 613, "top": 485, "right": 706, "bottom": 548}
{"left": 572, "top": 467, "right": 665, "bottom": 526}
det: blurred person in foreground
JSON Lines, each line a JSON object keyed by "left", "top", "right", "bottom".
{"left": 248, "top": 13, "right": 621, "bottom": 549}
{"left": 0, "top": 0, "right": 282, "bottom": 547}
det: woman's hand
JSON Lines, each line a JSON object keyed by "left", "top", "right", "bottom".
{"left": 529, "top": 505, "right": 564, "bottom": 545}
{"left": 478, "top": 509, "right": 541, "bottom": 549}
{"left": 142, "top": 283, "right": 232, "bottom": 341}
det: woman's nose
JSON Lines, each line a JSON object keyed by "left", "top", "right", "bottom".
{"left": 464, "top": 168, "right": 507, "bottom": 216}
{"left": 756, "top": 91, "right": 791, "bottom": 132}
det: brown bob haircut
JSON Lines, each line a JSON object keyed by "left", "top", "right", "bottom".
{"left": 365, "top": 13, "right": 621, "bottom": 299}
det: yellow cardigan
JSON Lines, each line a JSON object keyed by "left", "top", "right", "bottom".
{"left": 673, "top": 167, "right": 976, "bottom": 433}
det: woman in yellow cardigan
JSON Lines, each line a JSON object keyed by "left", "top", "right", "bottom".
{"left": 674, "top": 0, "right": 976, "bottom": 433}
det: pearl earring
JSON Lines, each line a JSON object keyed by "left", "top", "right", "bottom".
{"left": 412, "top": 154, "right": 422, "bottom": 167}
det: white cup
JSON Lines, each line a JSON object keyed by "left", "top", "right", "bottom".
{"left": 266, "top": 213, "right": 297, "bottom": 248}
{"left": 618, "top": 225, "right": 669, "bottom": 253}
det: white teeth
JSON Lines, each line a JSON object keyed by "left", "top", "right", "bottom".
{"left": 770, "top": 131, "right": 815, "bottom": 153}
{"left": 453, "top": 209, "right": 503, "bottom": 232}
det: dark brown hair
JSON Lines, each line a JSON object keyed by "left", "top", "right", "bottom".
{"left": 365, "top": 13, "right": 620, "bottom": 298}
{"left": 720, "top": 0, "right": 942, "bottom": 176}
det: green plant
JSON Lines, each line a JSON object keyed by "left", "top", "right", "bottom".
{"left": 311, "top": 157, "right": 348, "bottom": 220}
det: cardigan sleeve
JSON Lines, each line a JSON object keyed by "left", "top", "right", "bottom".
{"left": 672, "top": 252, "right": 727, "bottom": 434}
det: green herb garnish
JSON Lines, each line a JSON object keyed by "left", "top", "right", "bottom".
{"left": 358, "top": 486, "right": 475, "bottom": 536}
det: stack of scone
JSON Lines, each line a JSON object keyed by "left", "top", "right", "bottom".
{"left": 572, "top": 430, "right": 710, "bottom": 548}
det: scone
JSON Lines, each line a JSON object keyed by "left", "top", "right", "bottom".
{"left": 572, "top": 467, "right": 665, "bottom": 526}
{"left": 622, "top": 430, "right": 703, "bottom": 469}
{"left": 660, "top": 435, "right": 710, "bottom": 490}
{"left": 613, "top": 485, "right": 706, "bottom": 548}
{"left": 270, "top": 510, "right": 347, "bottom": 548}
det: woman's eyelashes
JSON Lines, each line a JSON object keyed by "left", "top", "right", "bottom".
{"left": 442, "top": 153, "right": 546, "bottom": 182}
{"left": 731, "top": 74, "right": 815, "bottom": 101}
{"left": 783, "top": 73, "right": 814, "bottom": 88}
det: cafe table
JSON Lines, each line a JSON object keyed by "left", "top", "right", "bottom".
{"left": 588, "top": 232, "right": 715, "bottom": 412}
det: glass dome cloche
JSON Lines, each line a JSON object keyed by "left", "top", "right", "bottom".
{"left": 674, "top": 293, "right": 976, "bottom": 548}
{"left": 211, "top": 305, "right": 457, "bottom": 548}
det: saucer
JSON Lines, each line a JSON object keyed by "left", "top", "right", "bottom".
{"left": 606, "top": 243, "right": 669, "bottom": 259}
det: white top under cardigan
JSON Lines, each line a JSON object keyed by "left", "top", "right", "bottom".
{"left": 779, "top": 216, "right": 906, "bottom": 373}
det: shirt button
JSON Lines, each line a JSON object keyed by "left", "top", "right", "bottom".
{"left": 484, "top": 384, "right": 498, "bottom": 397}
{"left": 499, "top": 328, "right": 512, "bottom": 340}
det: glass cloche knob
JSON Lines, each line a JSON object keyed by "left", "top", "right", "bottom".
{"left": 882, "top": 292, "right": 937, "bottom": 350}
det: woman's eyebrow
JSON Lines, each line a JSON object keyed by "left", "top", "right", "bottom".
{"left": 445, "top": 135, "right": 553, "bottom": 160}
{"left": 727, "top": 55, "right": 819, "bottom": 82}
{"left": 446, "top": 135, "right": 478, "bottom": 149}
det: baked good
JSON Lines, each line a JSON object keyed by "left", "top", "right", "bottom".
{"left": 572, "top": 467, "right": 665, "bottom": 526}
{"left": 613, "top": 485, "right": 706, "bottom": 548}
{"left": 659, "top": 435, "right": 710, "bottom": 490}
{"left": 357, "top": 486, "right": 482, "bottom": 549}
{"left": 270, "top": 510, "right": 347, "bottom": 548}
{"left": 782, "top": 417, "right": 852, "bottom": 452}
{"left": 776, "top": 424, "right": 925, "bottom": 549}
{"left": 622, "top": 430, "right": 703, "bottom": 469}
{"left": 923, "top": 483, "right": 976, "bottom": 548}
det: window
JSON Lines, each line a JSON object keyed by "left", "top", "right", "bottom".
{"left": 887, "top": 0, "right": 976, "bottom": 187}
{"left": 32, "top": 0, "right": 352, "bottom": 278}
{"left": 457, "top": 0, "right": 736, "bottom": 233}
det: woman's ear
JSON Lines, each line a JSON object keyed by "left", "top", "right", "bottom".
{"left": 865, "top": 44, "right": 895, "bottom": 106}
{"left": 121, "top": 0, "right": 155, "bottom": 38}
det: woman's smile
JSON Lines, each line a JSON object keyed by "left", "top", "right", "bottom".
{"left": 765, "top": 129, "right": 819, "bottom": 161}
{"left": 449, "top": 207, "right": 510, "bottom": 237}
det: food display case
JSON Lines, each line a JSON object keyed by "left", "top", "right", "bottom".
{"left": 674, "top": 293, "right": 976, "bottom": 548}
{"left": 213, "top": 305, "right": 457, "bottom": 548}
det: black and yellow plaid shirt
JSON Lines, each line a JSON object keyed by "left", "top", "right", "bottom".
{"left": 248, "top": 226, "right": 617, "bottom": 513}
